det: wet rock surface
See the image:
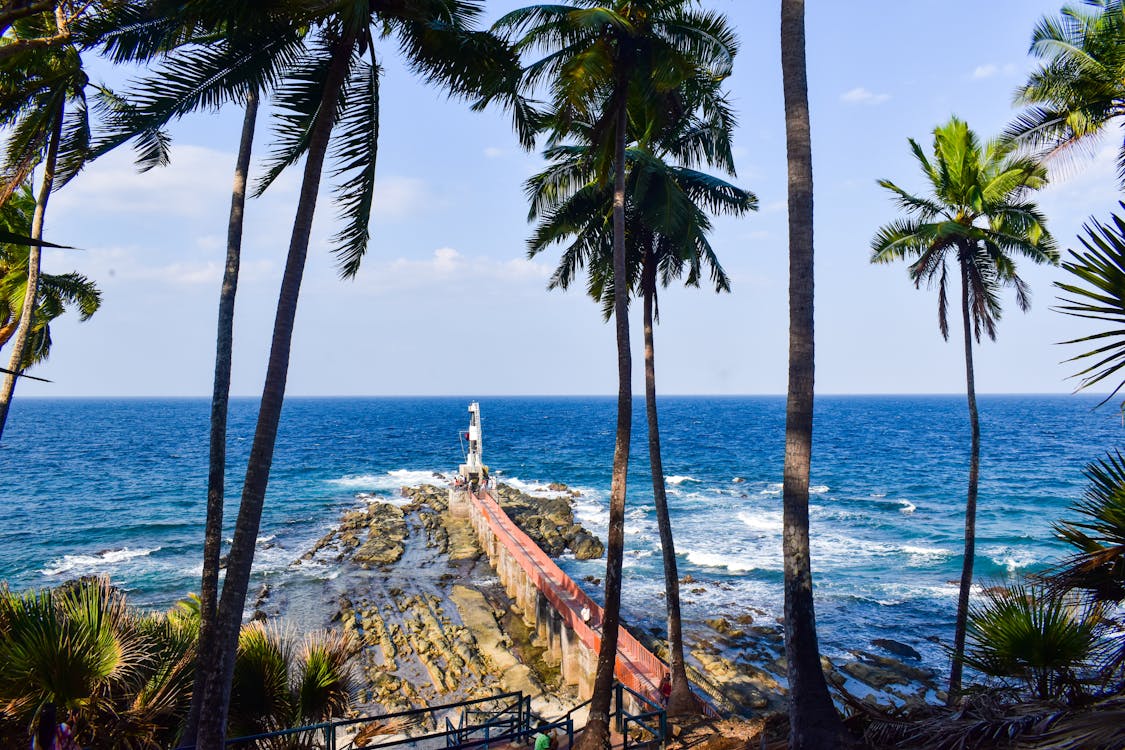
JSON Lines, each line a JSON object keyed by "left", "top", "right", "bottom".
{"left": 490, "top": 482, "right": 605, "bottom": 559}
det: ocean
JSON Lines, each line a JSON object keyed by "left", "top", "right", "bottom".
{"left": 1, "top": 394, "right": 1120, "bottom": 675}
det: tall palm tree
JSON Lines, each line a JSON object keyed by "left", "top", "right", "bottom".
{"left": 1008, "top": 0, "right": 1125, "bottom": 185}
{"left": 0, "top": 0, "right": 97, "bottom": 441}
{"left": 187, "top": 4, "right": 518, "bottom": 746}
{"left": 527, "top": 121, "right": 754, "bottom": 716}
{"left": 779, "top": 1, "right": 851, "bottom": 746}
{"left": 871, "top": 116, "right": 1059, "bottom": 700}
{"left": 85, "top": 6, "right": 313, "bottom": 742}
{"left": 497, "top": 5, "right": 734, "bottom": 741}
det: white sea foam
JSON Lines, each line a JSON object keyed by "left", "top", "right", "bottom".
{"left": 871, "top": 492, "right": 887, "bottom": 498}
{"left": 759, "top": 482, "right": 783, "bottom": 497}
{"left": 897, "top": 499, "right": 917, "bottom": 514}
{"left": 684, "top": 549, "right": 757, "bottom": 572}
{"left": 809, "top": 485, "right": 829, "bottom": 494}
{"left": 501, "top": 476, "right": 576, "bottom": 498}
{"left": 329, "top": 469, "right": 443, "bottom": 491}
{"left": 900, "top": 544, "right": 951, "bottom": 560}
{"left": 984, "top": 546, "right": 1039, "bottom": 573}
{"left": 737, "top": 510, "right": 783, "bottom": 533}
{"left": 666, "top": 475, "right": 696, "bottom": 485}
{"left": 41, "top": 547, "right": 160, "bottom": 576}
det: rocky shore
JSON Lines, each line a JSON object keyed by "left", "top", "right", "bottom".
{"left": 267, "top": 476, "right": 940, "bottom": 744}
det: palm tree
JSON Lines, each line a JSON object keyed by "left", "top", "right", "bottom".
{"left": 962, "top": 580, "right": 1102, "bottom": 700}
{"left": 228, "top": 622, "right": 355, "bottom": 747}
{"left": 0, "top": 183, "right": 100, "bottom": 367}
{"left": 85, "top": 6, "right": 312, "bottom": 742}
{"left": 497, "top": 5, "right": 734, "bottom": 741}
{"left": 779, "top": 1, "right": 851, "bottom": 746}
{"left": 0, "top": 578, "right": 154, "bottom": 748}
{"left": 1008, "top": 0, "right": 1125, "bottom": 185}
{"left": 871, "top": 116, "right": 1059, "bottom": 700}
{"left": 187, "top": 5, "right": 518, "bottom": 746}
{"left": 1048, "top": 451, "right": 1125, "bottom": 679}
{"left": 0, "top": 580, "right": 353, "bottom": 749}
{"left": 1055, "top": 204, "right": 1125, "bottom": 404}
{"left": 527, "top": 119, "right": 754, "bottom": 716}
{"left": 0, "top": 0, "right": 98, "bottom": 441}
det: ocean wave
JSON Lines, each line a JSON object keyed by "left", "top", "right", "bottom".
{"left": 759, "top": 482, "right": 782, "bottom": 497}
{"left": 329, "top": 469, "right": 443, "bottom": 491}
{"left": 809, "top": 485, "right": 829, "bottom": 495}
{"left": 684, "top": 549, "right": 758, "bottom": 573}
{"left": 737, "top": 510, "right": 783, "bottom": 533}
{"left": 983, "top": 545, "right": 1040, "bottom": 573}
{"left": 897, "top": 499, "right": 917, "bottom": 514}
{"left": 41, "top": 547, "right": 160, "bottom": 576}
{"left": 666, "top": 475, "right": 697, "bottom": 485}
{"left": 501, "top": 477, "right": 575, "bottom": 498}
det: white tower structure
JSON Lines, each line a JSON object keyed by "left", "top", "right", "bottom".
{"left": 458, "top": 401, "right": 487, "bottom": 489}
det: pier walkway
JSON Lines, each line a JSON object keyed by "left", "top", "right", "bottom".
{"left": 462, "top": 485, "right": 684, "bottom": 710}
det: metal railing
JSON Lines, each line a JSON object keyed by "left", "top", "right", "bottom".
{"left": 197, "top": 690, "right": 529, "bottom": 750}
{"left": 613, "top": 682, "right": 667, "bottom": 750}
{"left": 467, "top": 487, "right": 721, "bottom": 719}
{"left": 443, "top": 693, "right": 529, "bottom": 748}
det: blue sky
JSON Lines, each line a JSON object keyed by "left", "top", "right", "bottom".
{"left": 19, "top": 0, "right": 1124, "bottom": 397}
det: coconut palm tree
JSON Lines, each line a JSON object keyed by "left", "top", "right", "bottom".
{"left": 496, "top": 5, "right": 735, "bottom": 741}
{"left": 86, "top": 5, "right": 306, "bottom": 741}
{"left": 0, "top": 183, "right": 100, "bottom": 368}
{"left": 871, "top": 116, "right": 1059, "bottom": 700}
{"left": 1008, "top": 0, "right": 1125, "bottom": 185}
{"left": 0, "top": 0, "right": 99, "bottom": 441}
{"left": 780, "top": 1, "right": 852, "bottom": 746}
{"left": 526, "top": 113, "right": 754, "bottom": 715}
{"left": 187, "top": 5, "right": 518, "bottom": 746}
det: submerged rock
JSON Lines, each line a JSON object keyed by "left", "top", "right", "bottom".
{"left": 872, "top": 638, "right": 922, "bottom": 661}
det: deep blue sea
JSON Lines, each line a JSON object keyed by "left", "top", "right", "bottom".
{"left": 1, "top": 395, "right": 1120, "bottom": 674}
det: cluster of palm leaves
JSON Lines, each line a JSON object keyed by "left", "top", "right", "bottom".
{"left": 0, "top": 183, "right": 99, "bottom": 372}
{"left": 0, "top": 578, "right": 355, "bottom": 749}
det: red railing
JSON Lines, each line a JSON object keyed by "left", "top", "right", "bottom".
{"left": 467, "top": 488, "right": 669, "bottom": 704}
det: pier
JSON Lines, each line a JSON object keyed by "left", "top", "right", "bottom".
{"left": 449, "top": 402, "right": 708, "bottom": 715}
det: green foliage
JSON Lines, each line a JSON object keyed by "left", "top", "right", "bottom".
{"left": 0, "top": 579, "right": 355, "bottom": 748}
{"left": 962, "top": 581, "right": 1102, "bottom": 700}
{"left": 872, "top": 116, "right": 1059, "bottom": 341}
{"left": 0, "top": 182, "right": 101, "bottom": 369}
{"left": 1009, "top": 0, "right": 1125, "bottom": 185}
{"left": 1054, "top": 205, "right": 1125, "bottom": 404}
{"left": 229, "top": 622, "right": 356, "bottom": 749}
{"left": 1047, "top": 451, "right": 1125, "bottom": 680}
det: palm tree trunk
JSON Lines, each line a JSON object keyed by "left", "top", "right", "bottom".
{"left": 575, "top": 91, "right": 631, "bottom": 750}
{"left": 948, "top": 254, "right": 980, "bottom": 701}
{"left": 193, "top": 33, "right": 357, "bottom": 750}
{"left": 180, "top": 88, "right": 259, "bottom": 749}
{"left": 0, "top": 104, "right": 63, "bottom": 443}
{"left": 780, "top": 2, "right": 849, "bottom": 747}
{"left": 641, "top": 250, "right": 693, "bottom": 716}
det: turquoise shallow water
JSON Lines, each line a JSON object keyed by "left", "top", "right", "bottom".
{"left": 1, "top": 394, "right": 1120, "bottom": 672}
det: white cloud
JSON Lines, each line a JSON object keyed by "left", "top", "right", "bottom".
{"left": 971, "top": 63, "right": 1017, "bottom": 79}
{"left": 840, "top": 87, "right": 890, "bottom": 105}
{"left": 51, "top": 144, "right": 236, "bottom": 218}
{"left": 372, "top": 176, "right": 427, "bottom": 220}
{"left": 366, "top": 247, "right": 551, "bottom": 292}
